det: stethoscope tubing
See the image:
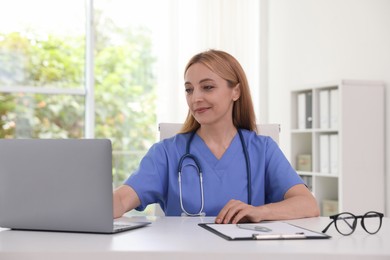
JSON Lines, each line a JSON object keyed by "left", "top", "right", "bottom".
{"left": 238, "top": 129, "right": 252, "bottom": 205}
{"left": 178, "top": 128, "right": 251, "bottom": 216}
{"left": 178, "top": 153, "right": 205, "bottom": 216}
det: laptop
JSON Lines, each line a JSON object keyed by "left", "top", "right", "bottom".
{"left": 0, "top": 139, "right": 150, "bottom": 234}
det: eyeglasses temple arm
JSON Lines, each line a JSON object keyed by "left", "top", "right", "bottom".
{"left": 322, "top": 221, "right": 334, "bottom": 233}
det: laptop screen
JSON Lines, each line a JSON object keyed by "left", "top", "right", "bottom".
{"left": 0, "top": 139, "right": 116, "bottom": 233}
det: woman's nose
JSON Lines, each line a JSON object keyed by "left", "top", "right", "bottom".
{"left": 191, "top": 88, "right": 203, "bottom": 102}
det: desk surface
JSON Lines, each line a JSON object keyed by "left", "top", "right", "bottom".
{"left": 1, "top": 216, "right": 389, "bottom": 260}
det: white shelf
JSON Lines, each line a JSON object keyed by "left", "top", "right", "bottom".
{"left": 291, "top": 80, "right": 385, "bottom": 216}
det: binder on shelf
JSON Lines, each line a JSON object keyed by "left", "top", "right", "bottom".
{"left": 329, "top": 134, "right": 338, "bottom": 174}
{"left": 305, "top": 92, "right": 313, "bottom": 128}
{"left": 319, "top": 134, "right": 330, "bottom": 173}
{"left": 297, "top": 93, "right": 306, "bottom": 129}
{"left": 297, "top": 92, "right": 312, "bottom": 129}
{"left": 319, "top": 90, "right": 330, "bottom": 129}
{"left": 329, "top": 89, "right": 339, "bottom": 129}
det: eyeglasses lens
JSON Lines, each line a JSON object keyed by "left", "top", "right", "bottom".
{"left": 335, "top": 213, "right": 356, "bottom": 235}
{"left": 363, "top": 212, "right": 382, "bottom": 234}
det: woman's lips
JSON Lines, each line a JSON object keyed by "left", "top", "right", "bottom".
{"left": 194, "top": 107, "right": 209, "bottom": 113}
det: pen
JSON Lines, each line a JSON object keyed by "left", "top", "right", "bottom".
{"left": 236, "top": 224, "right": 272, "bottom": 232}
{"left": 252, "top": 233, "right": 307, "bottom": 240}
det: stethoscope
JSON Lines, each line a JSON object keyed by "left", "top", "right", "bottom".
{"left": 178, "top": 128, "right": 252, "bottom": 216}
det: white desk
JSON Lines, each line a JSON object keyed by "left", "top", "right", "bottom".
{"left": 0, "top": 216, "right": 389, "bottom": 260}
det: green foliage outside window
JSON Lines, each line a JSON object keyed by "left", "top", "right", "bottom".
{"left": 0, "top": 26, "right": 157, "bottom": 186}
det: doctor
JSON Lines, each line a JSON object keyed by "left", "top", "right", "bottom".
{"left": 113, "top": 49, "right": 319, "bottom": 224}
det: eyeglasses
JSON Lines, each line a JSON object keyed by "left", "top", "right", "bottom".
{"left": 322, "top": 211, "right": 384, "bottom": 236}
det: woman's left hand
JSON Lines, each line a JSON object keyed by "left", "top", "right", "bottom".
{"left": 214, "top": 184, "right": 320, "bottom": 224}
{"left": 215, "top": 199, "right": 262, "bottom": 224}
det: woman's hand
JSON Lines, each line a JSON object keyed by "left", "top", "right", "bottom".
{"left": 214, "top": 184, "right": 320, "bottom": 224}
{"left": 215, "top": 199, "right": 263, "bottom": 224}
{"left": 113, "top": 185, "right": 141, "bottom": 218}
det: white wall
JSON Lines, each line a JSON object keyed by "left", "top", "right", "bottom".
{"left": 266, "top": 0, "right": 390, "bottom": 215}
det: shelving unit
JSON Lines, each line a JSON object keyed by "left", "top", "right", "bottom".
{"left": 290, "top": 80, "right": 385, "bottom": 216}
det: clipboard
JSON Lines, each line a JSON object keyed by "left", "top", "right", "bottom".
{"left": 198, "top": 222, "right": 331, "bottom": 241}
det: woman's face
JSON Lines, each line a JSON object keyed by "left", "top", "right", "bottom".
{"left": 184, "top": 63, "right": 240, "bottom": 127}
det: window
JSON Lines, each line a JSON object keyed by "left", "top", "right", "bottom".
{"left": 0, "top": 0, "right": 86, "bottom": 139}
{"left": 0, "top": 0, "right": 261, "bottom": 216}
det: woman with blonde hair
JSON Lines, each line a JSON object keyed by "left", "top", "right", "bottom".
{"left": 114, "top": 49, "right": 319, "bottom": 223}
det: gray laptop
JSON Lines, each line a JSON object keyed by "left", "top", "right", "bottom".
{"left": 0, "top": 139, "right": 150, "bottom": 234}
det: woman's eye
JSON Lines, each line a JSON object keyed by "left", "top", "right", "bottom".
{"left": 185, "top": 88, "right": 193, "bottom": 94}
{"left": 203, "top": 85, "right": 214, "bottom": 91}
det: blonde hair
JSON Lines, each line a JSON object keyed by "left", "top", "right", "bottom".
{"left": 180, "top": 49, "right": 256, "bottom": 133}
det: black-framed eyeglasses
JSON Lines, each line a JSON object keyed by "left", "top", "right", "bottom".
{"left": 322, "top": 211, "right": 384, "bottom": 236}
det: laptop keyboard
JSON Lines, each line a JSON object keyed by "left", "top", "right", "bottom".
{"left": 113, "top": 223, "right": 135, "bottom": 232}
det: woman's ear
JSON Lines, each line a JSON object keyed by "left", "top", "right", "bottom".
{"left": 232, "top": 83, "right": 241, "bottom": 101}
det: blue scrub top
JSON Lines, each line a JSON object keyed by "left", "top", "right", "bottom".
{"left": 125, "top": 129, "right": 303, "bottom": 216}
